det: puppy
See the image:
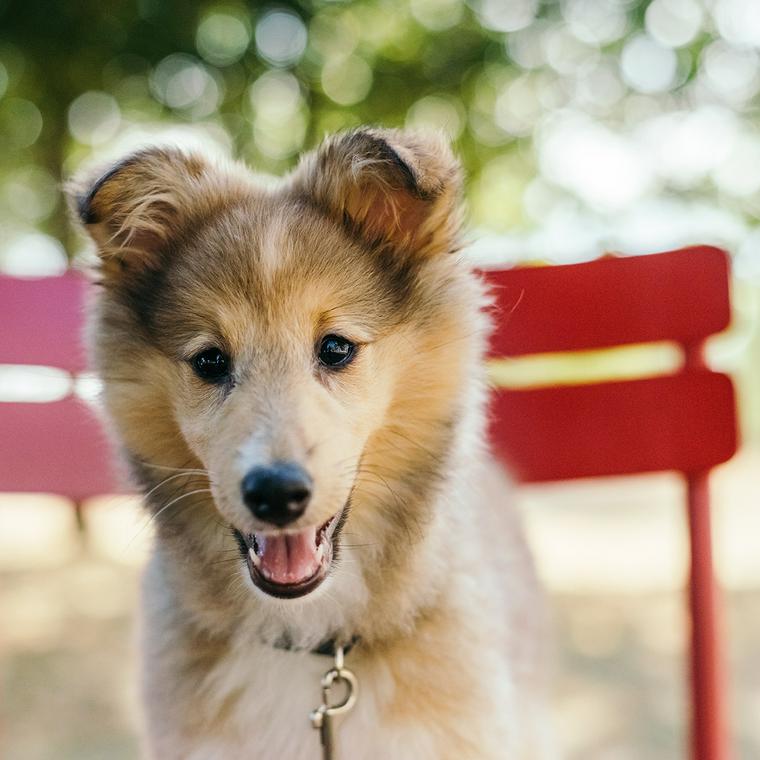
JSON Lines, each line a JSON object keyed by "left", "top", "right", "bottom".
{"left": 71, "top": 128, "right": 552, "bottom": 759}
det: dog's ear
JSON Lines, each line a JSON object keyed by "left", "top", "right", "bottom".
{"left": 69, "top": 147, "right": 245, "bottom": 280}
{"left": 291, "top": 128, "right": 462, "bottom": 259}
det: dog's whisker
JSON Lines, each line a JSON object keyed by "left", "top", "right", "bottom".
{"left": 149, "top": 488, "right": 213, "bottom": 526}
{"left": 140, "top": 462, "right": 210, "bottom": 475}
{"left": 130, "top": 476, "right": 210, "bottom": 533}
{"left": 208, "top": 557, "right": 246, "bottom": 567}
{"left": 142, "top": 470, "right": 211, "bottom": 501}
{"left": 123, "top": 492, "right": 213, "bottom": 551}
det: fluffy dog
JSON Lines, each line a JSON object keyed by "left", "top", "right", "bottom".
{"left": 71, "top": 128, "right": 551, "bottom": 759}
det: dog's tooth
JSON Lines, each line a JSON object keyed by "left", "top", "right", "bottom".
{"left": 249, "top": 548, "right": 261, "bottom": 567}
{"left": 325, "top": 513, "right": 340, "bottom": 540}
{"left": 315, "top": 543, "right": 324, "bottom": 563}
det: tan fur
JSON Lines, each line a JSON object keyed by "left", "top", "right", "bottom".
{"left": 70, "top": 128, "right": 553, "bottom": 759}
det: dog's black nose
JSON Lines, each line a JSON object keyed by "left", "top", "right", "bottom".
{"left": 241, "top": 462, "right": 312, "bottom": 526}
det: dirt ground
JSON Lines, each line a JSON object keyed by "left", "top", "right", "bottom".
{"left": 2, "top": 451, "right": 758, "bottom": 759}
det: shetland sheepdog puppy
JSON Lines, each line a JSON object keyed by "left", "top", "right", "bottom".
{"left": 70, "top": 128, "right": 552, "bottom": 759}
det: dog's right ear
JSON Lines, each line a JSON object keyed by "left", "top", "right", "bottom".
{"left": 68, "top": 147, "right": 245, "bottom": 281}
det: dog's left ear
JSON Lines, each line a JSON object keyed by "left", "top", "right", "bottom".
{"left": 291, "top": 128, "right": 462, "bottom": 259}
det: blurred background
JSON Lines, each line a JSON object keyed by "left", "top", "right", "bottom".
{"left": 0, "top": 0, "right": 759, "bottom": 758}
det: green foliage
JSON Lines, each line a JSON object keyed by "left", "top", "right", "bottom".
{"left": 0, "top": 1, "right": 608, "bottom": 248}
{"left": 1, "top": 0, "right": 759, "bottom": 263}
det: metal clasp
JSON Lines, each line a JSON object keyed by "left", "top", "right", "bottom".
{"left": 309, "top": 646, "right": 359, "bottom": 760}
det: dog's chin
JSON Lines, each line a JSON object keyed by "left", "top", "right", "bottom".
{"left": 235, "top": 511, "right": 344, "bottom": 600}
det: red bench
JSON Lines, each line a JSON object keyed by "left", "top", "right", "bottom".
{"left": 486, "top": 245, "right": 738, "bottom": 760}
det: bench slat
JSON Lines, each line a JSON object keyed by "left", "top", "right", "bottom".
{"left": 488, "top": 371, "right": 738, "bottom": 482}
{"left": 484, "top": 247, "right": 731, "bottom": 357}
{"left": 0, "top": 272, "right": 90, "bottom": 372}
{"left": 0, "top": 398, "right": 122, "bottom": 500}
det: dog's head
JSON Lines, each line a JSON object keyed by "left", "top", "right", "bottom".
{"left": 71, "top": 129, "right": 486, "bottom": 636}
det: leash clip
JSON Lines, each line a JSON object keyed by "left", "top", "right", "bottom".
{"left": 310, "top": 646, "right": 359, "bottom": 760}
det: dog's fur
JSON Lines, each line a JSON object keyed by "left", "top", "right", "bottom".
{"left": 70, "top": 129, "right": 551, "bottom": 759}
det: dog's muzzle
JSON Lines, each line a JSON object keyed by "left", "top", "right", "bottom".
{"left": 235, "top": 511, "right": 343, "bottom": 599}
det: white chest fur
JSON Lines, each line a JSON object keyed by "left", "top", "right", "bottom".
{"left": 190, "top": 643, "right": 420, "bottom": 760}
{"left": 180, "top": 638, "right": 520, "bottom": 760}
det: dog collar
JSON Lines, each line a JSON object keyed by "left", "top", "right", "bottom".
{"left": 272, "top": 634, "right": 360, "bottom": 657}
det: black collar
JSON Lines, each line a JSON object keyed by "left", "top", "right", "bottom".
{"left": 272, "top": 635, "right": 360, "bottom": 657}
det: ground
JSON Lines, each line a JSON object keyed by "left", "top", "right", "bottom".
{"left": 1, "top": 450, "right": 758, "bottom": 759}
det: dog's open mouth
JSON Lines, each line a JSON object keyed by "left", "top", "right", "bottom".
{"left": 236, "top": 512, "right": 342, "bottom": 599}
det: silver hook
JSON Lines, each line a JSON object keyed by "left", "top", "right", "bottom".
{"left": 320, "top": 657, "right": 358, "bottom": 717}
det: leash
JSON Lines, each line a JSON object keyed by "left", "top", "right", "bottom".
{"left": 309, "top": 645, "right": 359, "bottom": 760}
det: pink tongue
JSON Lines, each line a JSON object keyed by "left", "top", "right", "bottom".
{"left": 254, "top": 527, "right": 320, "bottom": 585}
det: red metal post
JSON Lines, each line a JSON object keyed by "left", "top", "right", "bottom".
{"left": 485, "top": 253, "right": 738, "bottom": 760}
{"left": 684, "top": 339, "right": 730, "bottom": 760}
{"left": 686, "top": 470, "right": 730, "bottom": 760}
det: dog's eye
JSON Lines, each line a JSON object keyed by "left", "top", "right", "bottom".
{"left": 318, "top": 335, "right": 356, "bottom": 368}
{"left": 191, "top": 348, "right": 231, "bottom": 382}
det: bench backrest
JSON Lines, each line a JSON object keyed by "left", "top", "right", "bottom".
{"left": 0, "top": 272, "right": 120, "bottom": 500}
{"left": 484, "top": 246, "right": 739, "bottom": 481}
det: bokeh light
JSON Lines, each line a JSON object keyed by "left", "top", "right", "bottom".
{"left": 254, "top": 9, "right": 308, "bottom": 67}
{"left": 713, "top": 131, "right": 760, "bottom": 198}
{"left": 0, "top": 232, "right": 67, "bottom": 277}
{"left": 620, "top": 34, "right": 679, "bottom": 93}
{"left": 473, "top": 0, "right": 538, "bottom": 33}
{"left": 538, "top": 111, "right": 653, "bottom": 212}
{"left": 68, "top": 91, "right": 121, "bottom": 146}
{"left": 0, "top": 98, "right": 43, "bottom": 149}
{"left": 309, "top": 9, "right": 360, "bottom": 61}
{"left": 409, "top": 0, "right": 463, "bottom": 31}
{"left": 700, "top": 42, "right": 760, "bottom": 104}
{"left": 196, "top": 10, "right": 251, "bottom": 67}
{"left": 561, "top": 0, "right": 629, "bottom": 45}
{"left": 321, "top": 54, "right": 373, "bottom": 106}
{"left": 406, "top": 94, "right": 465, "bottom": 139}
{"left": 2, "top": 166, "right": 59, "bottom": 224}
{"left": 645, "top": 0, "right": 703, "bottom": 48}
{"left": 150, "top": 54, "right": 223, "bottom": 117}
{"left": 713, "top": 0, "right": 760, "bottom": 47}
{"left": 249, "top": 70, "right": 308, "bottom": 159}
{"left": 494, "top": 74, "right": 545, "bottom": 137}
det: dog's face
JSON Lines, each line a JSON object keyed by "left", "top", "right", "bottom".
{"left": 73, "top": 130, "right": 485, "bottom": 614}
